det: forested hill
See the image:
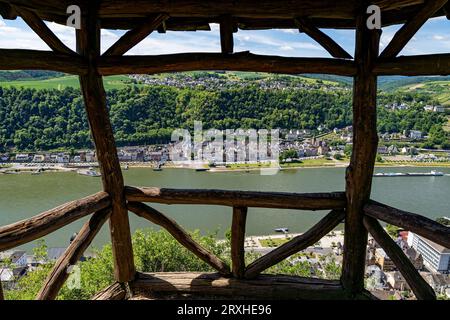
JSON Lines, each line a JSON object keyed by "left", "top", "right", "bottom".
{"left": 0, "top": 83, "right": 447, "bottom": 152}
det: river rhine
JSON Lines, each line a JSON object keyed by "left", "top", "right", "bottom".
{"left": 1, "top": 166, "right": 449, "bottom": 251}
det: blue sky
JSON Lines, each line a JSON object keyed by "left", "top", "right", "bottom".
{"left": 0, "top": 16, "right": 448, "bottom": 57}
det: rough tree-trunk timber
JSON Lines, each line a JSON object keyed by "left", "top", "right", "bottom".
{"left": 220, "top": 15, "right": 234, "bottom": 54}
{"left": 98, "top": 52, "right": 357, "bottom": 76}
{"left": 0, "top": 192, "right": 110, "bottom": 251}
{"left": 363, "top": 216, "right": 436, "bottom": 300}
{"left": 77, "top": 3, "right": 135, "bottom": 282}
{"left": 380, "top": 0, "right": 448, "bottom": 58}
{"left": 294, "top": 17, "right": 352, "bottom": 59}
{"left": 341, "top": 8, "right": 380, "bottom": 296}
{"left": 245, "top": 210, "right": 345, "bottom": 279}
{"left": 36, "top": 209, "right": 111, "bottom": 300}
{"left": 231, "top": 207, "right": 247, "bottom": 278}
{"left": 364, "top": 201, "right": 450, "bottom": 249}
{"left": 103, "top": 14, "right": 169, "bottom": 56}
{"left": 14, "top": 6, "right": 76, "bottom": 55}
{"left": 125, "top": 186, "right": 346, "bottom": 210}
{"left": 128, "top": 202, "right": 231, "bottom": 276}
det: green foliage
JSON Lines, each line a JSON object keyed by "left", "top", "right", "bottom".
{"left": 279, "top": 149, "right": 298, "bottom": 162}
{"left": 386, "top": 224, "right": 401, "bottom": 238}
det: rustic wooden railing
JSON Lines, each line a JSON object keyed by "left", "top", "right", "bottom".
{"left": 0, "top": 186, "right": 449, "bottom": 300}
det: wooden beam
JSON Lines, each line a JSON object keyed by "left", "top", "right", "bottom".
{"left": 92, "top": 282, "right": 127, "bottom": 300}
{"left": 14, "top": 7, "right": 76, "bottom": 55}
{"left": 0, "top": 280, "right": 3, "bottom": 300}
{"left": 363, "top": 216, "right": 436, "bottom": 300}
{"left": 103, "top": 13, "right": 169, "bottom": 56}
{"left": 37, "top": 208, "right": 111, "bottom": 300}
{"left": 231, "top": 207, "right": 247, "bottom": 278}
{"left": 220, "top": 15, "right": 234, "bottom": 54}
{"left": 0, "top": 192, "right": 110, "bottom": 251}
{"left": 98, "top": 52, "right": 357, "bottom": 76}
{"left": 444, "top": 2, "right": 450, "bottom": 18}
{"left": 0, "top": 2, "right": 17, "bottom": 19}
{"left": 0, "top": 49, "right": 87, "bottom": 74}
{"left": 130, "top": 272, "right": 352, "bottom": 300}
{"left": 364, "top": 201, "right": 450, "bottom": 248}
{"left": 375, "top": 53, "right": 450, "bottom": 76}
{"left": 341, "top": 8, "right": 380, "bottom": 296}
{"left": 245, "top": 209, "right": 345, "bottom": 279}
{"left": 380, "top": 0, "right": 449, "bottom": 58}
{"left": 294, "top": 17, "right": 352, "bottom": 59}
{"left": 77, "top": 3, "right": 135, "bottom": 283}
{"left": 128, "top": 201, "right": 231, "bottom": 276}
{"left": 125, "top": 186, "right": 347, "bottom": 211}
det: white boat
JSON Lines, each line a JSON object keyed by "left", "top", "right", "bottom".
{"left": 275, "top": 227, "right": 289, "bottom": 233}
{"left": 78, "top": 168, "right": 101, "bottom": 177}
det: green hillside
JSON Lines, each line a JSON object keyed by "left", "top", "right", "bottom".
{"left": 398, "top": 80, "right": 450, "bottom": 106}
{"left": 0, "top": 75, "right": 134, "bottom": 91}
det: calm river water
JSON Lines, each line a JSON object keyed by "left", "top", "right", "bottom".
{"left": 1, "top": 167, "right": 449, "bottom": 251}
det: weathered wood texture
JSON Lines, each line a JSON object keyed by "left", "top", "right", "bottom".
{"left": 294, "top": 17, "right": 352, "bottom": 59}
{"left": 92, "top": 282, "right": 127, "bottom": 300}
{"left": 245, "top": 210, "right": 345, "bottom": 279}
{"left": 342, "top": 9, "right": 380, "bottom": 295}
{"left": 363, "top": 216, "right": 436, "bottom": 300}
{"left": 130, "top": 272, "right": 351, "bottom": 300}
{"left": 220, "top": 15, "right": 234, "bottom": 54}
{"left": 125, "top": 186, "right": 346, "bottom": 210}
{"left": 231, "top": 207, "right": 247, "bottom": 278}
{"left": 375, "top": 54, "right": 450, "bottom": 76}
{"left": 37, "top": 209, "right": 111, "bottom": 300}
{"left": 364, "top": 201, "right": 450, "bottom": 248}
{"left": 77, "top": 3, "right": 135, "bottom": 282}
{"left": 128, "top": 202, "right": 231, "bottom": 276}
{"left": 98, "top": 52, "right": 357, "bottom": 76}
{"left": 0, "top": 49, "right": 87, "bottom": 74}
{"left": 103, "top": 14, "right": 169, "bottom": 56}
{"left": 380, "top": 0, "right": 448, "bottom": 58}
{"left": 14, "top": 6, "right": 76, "bottom": 55}
{"left": 0, "top": 192, "right": 110, "bottom": 251}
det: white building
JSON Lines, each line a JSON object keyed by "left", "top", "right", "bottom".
{"left": 407, "top": 232, "right": 450, "bottom": 274}
{"left": 409, "top": 130, "right": 423, "bottom": 140}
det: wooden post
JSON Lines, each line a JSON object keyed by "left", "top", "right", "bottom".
{"left": 231, "top": 207, "right": 247, "bottom": 278}
{"left": 0, "top": 280, "right": 4, "bottom": 300}
{"left": 76, "top": 3, "right": 135, "bottom": 282}
{"left": 220, "top": 15, "right": 234, "bottom": 54}
{"left": 341, "top": 7, "right": 380, "bottom": 296}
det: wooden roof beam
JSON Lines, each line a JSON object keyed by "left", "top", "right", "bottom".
{"left": 0, "top": 2, "right": 17, "bottom": 19}
{"left": 444, "top": 2, "right": 450, "bottom": 18}
{"left": 14, "top": 6, "right": 76, "bottom": 55}
{"left": 220, "top": 15, "right": 235, "bottom": 54}
{"left": 294, "top": 17, "right": 352, "bottom": 59}
{"left": 98, "top": 52, "right": 357, "bottom": 76}
{"left": 380, "top": 0, "right": 449, "bottom": 58}
{"left": 103, "top": 13, "right": 169, "bottom": 56}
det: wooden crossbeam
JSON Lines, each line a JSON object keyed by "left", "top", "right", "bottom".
{"left": 36, "top": 208, "right": 111, "bottom": 300}
{"left": 363, "top": 216, "right": 436, "bottom": 300}
{"left": 103, "top": 14, "right": 169, "bottom": 56}
{"left": 0, "top": 192, "right": 110, "bottom": 251}
{"left": 375, "top": 53, "right": 450, "bottom": 76}
{"left": 380, "top": 0, "right": 449, "bottom": 58}
{"left": 0, "top": 49, "right": 87, "bottom": 74}
{"left": 14, "top": 7, "right": 76, "bottom": 55}
{"left": 0, "top": 2, "right": 16, "bottom": 19}
{"left": 231, "top": 207, "right": 247, "bottom": 278}
{"left": 220, "top": 15, "right": 235, "bottom": 54}
{"left": 125, "top": 186, "right": 347, "bottom": 210}
{"left": 128, "top": 201, "right": 231, "bottom": 276}
{"left": 294, "top": 17, "right": 352, "bottom": 59}
{"left": 364, "top": 200, "right": 450, "bottom": 248}
{"left": 245, "top": 209, "right": 345, "bottom": 279}
{"left": 99, "top": 52, "right": 357, "bottom": 76}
